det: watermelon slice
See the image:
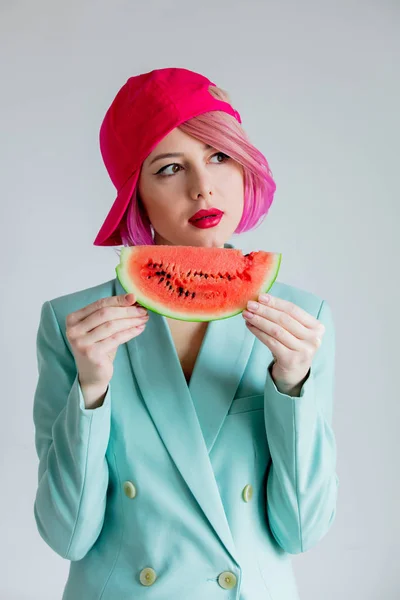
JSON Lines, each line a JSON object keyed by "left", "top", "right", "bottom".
{"left": 116, "top": 245, "right": 282, "bottom": 322}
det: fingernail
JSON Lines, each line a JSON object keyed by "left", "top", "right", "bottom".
{"left": 247, "top": 300, "right": 259, "bottom": 311}
{"left": 125, "top": 294, "right": 134, "bottom": 302}
{"left": 259, "top": 294, "right": 270, "bottom": 303}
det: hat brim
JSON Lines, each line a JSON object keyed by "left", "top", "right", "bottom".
{"left": 93, "top": 169, "right": 140, "bottom": 246}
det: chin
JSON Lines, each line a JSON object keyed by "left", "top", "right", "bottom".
{"left": 186, "top": 231, "right": 226, "bottom": 248}
{"left": 155, "top": 221, "right": 236, "bottom": 247}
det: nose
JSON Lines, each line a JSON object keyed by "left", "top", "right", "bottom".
{"left": 189, "top": 173, "right": 214, "bottom": 201}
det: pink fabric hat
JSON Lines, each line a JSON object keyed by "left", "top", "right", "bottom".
{"left": 93, "top": 67, "right": 242, "bottom": 246}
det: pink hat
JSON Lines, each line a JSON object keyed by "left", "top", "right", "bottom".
{"left": 93, "top": 67, "right": 242, "bottom": 246}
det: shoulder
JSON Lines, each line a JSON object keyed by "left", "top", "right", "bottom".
{"left": 270, "top": 279, "right": 325, "bottom": 317}
{"left": 270, "top": 279, "right": 335, "bottom": 335}
{"left": 45, "top": 278, "right": 117, "bottom": 331}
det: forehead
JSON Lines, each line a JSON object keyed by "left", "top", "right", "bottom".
{"left": 144, "top": 127, "right": 210, "bottom": 164}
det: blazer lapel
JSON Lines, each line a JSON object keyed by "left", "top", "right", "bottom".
{"left": 187, "top": 314, "right": 255, "bottom": 453}
{"left": 114, "top": 274, "right": 255, "bottom": 566}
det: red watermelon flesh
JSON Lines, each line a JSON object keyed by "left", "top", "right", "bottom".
{"left": 116, "top": 245, "right": 282, "bottom": 322}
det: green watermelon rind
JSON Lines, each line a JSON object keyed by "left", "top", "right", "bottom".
{"left": 115, "top": 247, "right": 282, "bottom": 322}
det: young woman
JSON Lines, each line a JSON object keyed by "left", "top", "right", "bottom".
{"left": 33, "top": 67, "right": 338, "bottom": 600}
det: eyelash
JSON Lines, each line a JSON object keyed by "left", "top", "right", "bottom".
{"left": 155, "top": 152, "right": 231, "bottom": 177}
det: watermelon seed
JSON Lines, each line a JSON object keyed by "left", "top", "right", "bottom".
{"left": 204, "top": 274, "right": 208, "bottom": 279}
{"left": 166, "top": 273, "right": 171, "bottom": 279}
{"left": 159, "top": 277, "right": 164, "bottom": 283}
{"left": 192, "top": 292, "right": 196, "bottom": 298}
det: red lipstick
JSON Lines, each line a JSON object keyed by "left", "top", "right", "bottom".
{"left": 189, "top": 208, "right": 224, "bottom": 224}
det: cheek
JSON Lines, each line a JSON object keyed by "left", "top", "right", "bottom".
{"left": 227, "top": 165, "right": 244, "bottom": 189}
{"left": 145, "top": 194, "right": 181, "bottom": 227}
{"left": 138, "top": 179, "right": 168, "bottom": 218}
{"left": 225, "top": 169, "right": 245, "bottom": 206}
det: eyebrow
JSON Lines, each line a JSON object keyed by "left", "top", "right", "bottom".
{"left": 149, "top": 143, "right": 213, "bottom": 166}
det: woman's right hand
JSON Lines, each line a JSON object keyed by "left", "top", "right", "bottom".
{"left": 66, "top": 293, "right": 148, "bottom": 406}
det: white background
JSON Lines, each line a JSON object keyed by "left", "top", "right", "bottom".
{"left": 1, "top": 0, "right": 399, "bottom": 598}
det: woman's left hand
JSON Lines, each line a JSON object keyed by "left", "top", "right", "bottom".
{"left": 242, "top": 293, "right": 326, "bottom": 389}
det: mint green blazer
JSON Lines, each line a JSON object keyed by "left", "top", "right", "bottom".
{"left": 33, "top": 250, "right": 338, "bottom": 600}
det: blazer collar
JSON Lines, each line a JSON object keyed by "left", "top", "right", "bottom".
{"left": 114, "top": 243, "right": 255, "bottom": 565}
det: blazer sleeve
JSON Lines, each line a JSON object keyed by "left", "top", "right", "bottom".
{"left": 263, "top": 299, "right": 339, "bottom": 554}
{"left": 33, "top": 300, "right": 112, "bottom": 561}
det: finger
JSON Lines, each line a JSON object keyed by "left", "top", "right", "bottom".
{"left": 67, "top": 293, "right": 137, "bottom": 327}
{"left": 97, "top": 321, "right": 148, "bottom": 353}
{"left": 67, "top": 302, "right": 147, "bottom": 343}
{"left": 245, "top": 316, "right": 302, "bottom": 351}
{"left": 246, "top": 321, "right": 291, "bottom": 358}
{"left": 245, "top": 303, "right": 318, "bottom": 343}
{"left": 258, "top": 295, "right": 324, "bottom": 332}
{"left": 84, "top": 315, "right": 149, "bottom": 345}
{"left": 246, "top": 317, "right": 322, "bottom": 355}
{"left": 82, "top": 303, "right": 148, "bottom": 335}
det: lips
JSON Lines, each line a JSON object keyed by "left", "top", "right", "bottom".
{"left": 189, "top": 208, "right": 223, "bottom": 222}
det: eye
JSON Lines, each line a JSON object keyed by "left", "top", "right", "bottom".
{"left": 155, "top": 152, "right": 231, "bottom": 177}
{"left": 211, "top": 152, "right": 231, "bottom": 164}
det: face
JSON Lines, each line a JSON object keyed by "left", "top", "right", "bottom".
{"left": 137, "top": 127, "right": 244, "bottom": 247}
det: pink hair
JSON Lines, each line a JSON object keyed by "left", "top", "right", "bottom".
{"left": 118, "top": 85, "right": 276, "bottom": 247}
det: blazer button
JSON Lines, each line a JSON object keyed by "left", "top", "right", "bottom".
{"left": 123, "top": 481, "right": 137, "bottom": 499}
{"left": 218, "top": 571, "right": 237, "bottom": 589}
{"left": 139, "top": 567, "right": 157, "bottom": 586}
{"left": 242, "top": 484, "right": 253, "bottom": 502}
